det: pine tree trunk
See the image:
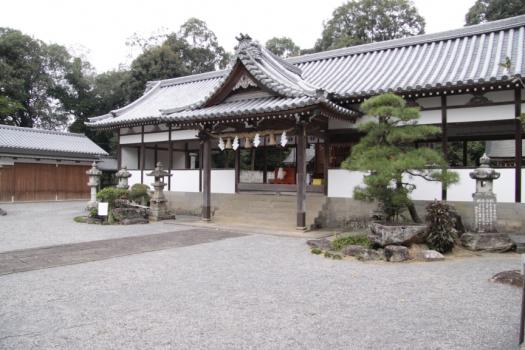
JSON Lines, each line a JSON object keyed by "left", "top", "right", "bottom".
{"left": 407, "top": 201, "right": 422, "bottom": 223}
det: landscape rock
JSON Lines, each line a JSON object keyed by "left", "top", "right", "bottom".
{"left": 112, "top": 207, "right": 149, "bottom": 225}
{"left": 368, "top": 222, "right": 427, "bottom": 248}
{"left": 0, "top": 208, "right": 6, "bottom": 216}
{"left": 306, "top": 238, "right": 332, "bottom": 250}
{"left": 460, "top": 233, "right": 515, "bottom": 252}
{"left": 357, "top": 248, "right": 384, "bottom": 261}
{"left": 384, "top": 245, "right": 411, "bottom": 262}
{"left": 422, "top": 250, "right": 445, "bottom": 261}
{"left": 490, "top": 270, "right": 523, "bottom": 287}
{"left": 342, "top": 245, "right": 367, "bottom": 257}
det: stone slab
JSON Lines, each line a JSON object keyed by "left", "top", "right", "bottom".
{"left": 0, "top": 229, "right": 246, "bottom": 275}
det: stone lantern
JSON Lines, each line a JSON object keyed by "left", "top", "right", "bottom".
{"left": 115, "top": 166, "right": 132, "bottom": 189}
{"left": 86, "top": 161, "right": 102, "bottom": 210}
{"left": 146, "top": 162, "right": 174, "bottom": 221}
{"left": 469, "top": 154, "right": 500, "bottom": 232}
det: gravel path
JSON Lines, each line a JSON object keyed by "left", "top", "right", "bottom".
{"left": 0, "top": 233, "right": 521, "bottom": 350}
{"left": 0, "top": 202, "right": 185, "bottom": 252}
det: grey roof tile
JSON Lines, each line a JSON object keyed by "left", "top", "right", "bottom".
{"left": 0, "top": 125, "right": 108, "bottom": 158}
{"left": 88, "top": 15, "right": 525, "bottom": 128}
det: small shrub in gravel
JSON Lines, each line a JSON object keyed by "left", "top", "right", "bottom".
{"left": 425, "top": 201, "right": 457, "bottom": 254}
{"left": 311, "top": 248, "right": 322, "bottom": 255}
{"left": 331, "top": 234, "right": 370, "bottom": 250}
{"left": 129, "top": 184, "right": 150, "bottom": 205}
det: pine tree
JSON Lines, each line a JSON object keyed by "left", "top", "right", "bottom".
{"left": 342, "top": 93, "right": 458, "bottom": 222}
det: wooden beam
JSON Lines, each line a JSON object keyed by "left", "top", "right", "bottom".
{"left": 168, "top": 124, "right": 173, "bottom": 191}
{"left": 516, "top": 87, "right": 522, "bottom": 203}
{"left": 201, "top": 132, "right": 211, "bottom": 220}
{"left": 296, "top": 121, "right": 307, "bottom": 229}
{"left": 441, "top": 95, "right": 448, "bottom": 201}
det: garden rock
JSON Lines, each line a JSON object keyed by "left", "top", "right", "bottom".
{"left": 422, "top": 250, "right": 444, "bottom": 261}
{"left": 490, "top": 270, "right": 523, "bottom": 287}
{"left": 306, "top": 238, "right": 332, "bottom": 250}
{"left": 357, "top": 248, "right": 384, "bottom": 261}
{"left": 0, "top": 208, "right": 6, "bottom": 216}
{"left": 460, "top": 233, "right": 515, "bottom": 252}
{"left": 384, "top": 245, "right": 411, "bottom": 262}
{"left": 342, "top": 245, "right": 367, "bottom": 257}
{"left": 368, "top": 222, "right": 427, "bottom": 247}
{"left": 112, "top": 208, "right": 148, "bottom": 225}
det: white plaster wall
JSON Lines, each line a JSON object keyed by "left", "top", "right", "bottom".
{"left": 328, "top": 167, "right": 523, "bottom": 204}
{"left": 121, "top": 147, "right": 139, "bottom": 169}
{"left": 170, "top": 170, "right": 200, "bottom": 192}
{"left": 172, "top": 129, "right": 198, "bottom": 141}
{"left": 144, "top": 132, "right": 169, "bottom": 143}
{"left": 120, "top": 134, "right": 141, "bottom": 144}
{"left": 418, "top": 110, "right": 441, "bottom": 124}
{"left": 447, "top": 104, "right": 514, "bottom": 123}
{"left": 128, "top": 170, "right": 155, "bottom": 189}
{"left": 327, "top": 169, "right": 366, "bottom": 198}
{"left": 403, "top": 173, "right": 441, "bottom": 201}
{"left": 211, "top": 169, "right": 235, "bottom": 194}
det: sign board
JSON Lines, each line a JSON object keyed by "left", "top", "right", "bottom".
{"left": 98, "top": 202, "right": 109, "bottom": 217}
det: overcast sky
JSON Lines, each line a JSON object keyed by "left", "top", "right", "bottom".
{"left": 1, "top": 0, "right": 476, "bottom": 73}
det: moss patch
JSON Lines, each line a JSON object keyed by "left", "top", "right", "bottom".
{"left": 73, "top": 216, "right": 87, "bottom": 224}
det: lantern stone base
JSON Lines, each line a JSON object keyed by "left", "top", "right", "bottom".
{"left": 149, "top": 200, "right": 176, "bottom": 222}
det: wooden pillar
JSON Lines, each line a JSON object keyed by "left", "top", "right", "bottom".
{"left": 296, "top": 122, "right": 307, "bottom": 229}
{"left": 140, "top": 125, "right": 145, "bottom": 184}
{"left": 462, "top": 140, "right": 468, "bottom": 166}
{"left": 117, "top": 129, "right": 122, "bottom": 169}
{"left": 515, "top": 87, "right": 522, "bottom": 203}
{"left": 168, "top": 124, "right": 173, "bottom": 191}
{"left": 441, "top": 95, "right": 448, "bottom": 201}
{"left": 262, "top": 147, "right": 268, "bottom": 184}
{"left": 199, "top": 142, "right": 203, "bottom": 192}
{"left": 323, "top": 135, "right": 330, "bottom": 196}
{"left": 184, "top": 142, "right": 190, "bottom": 169}
{"left": 201, "top": 132, "right": 211, "bottom": 220}
{"left": 154, "top": 144, "right": 158, "bottom": 165}
{"left": 234, "top": 148, "right": 240, "bottom": 192}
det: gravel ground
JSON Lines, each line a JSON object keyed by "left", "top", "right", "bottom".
{"left": 0, "top": 233, "right": 521, "bottom": 350}
{"left": 0, "top": 202, "right": 185, "bottom": 252}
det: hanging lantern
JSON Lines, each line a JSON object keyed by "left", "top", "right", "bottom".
{"left": 280, "top": 131, "right": 288, "bottom": 147}
{"left": 225, "top": 138, "right": 232, "bottom": 149}
{"left": 232, "top": 136, "right": 240, "bottom": 150}
{"left": 253, "top": 133, "right": 261, "bottom": 148}
{"left": 218, "top": 137, "right": 225, "bottom": 151}
{"left": 244, "top": 137, "right": 252, "bottom": 148}
{"left": 268, "top": 133, "right": 276, "bottom": 146}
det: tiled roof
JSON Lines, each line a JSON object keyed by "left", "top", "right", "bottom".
{"left": 88, "top": 15, "right": 525, "bottom": 128}
{"left": 0, "top": 125, "right": 108, "bottom": 158}
{"left": 160, "top": 95, "right": 357, "bottom": 124}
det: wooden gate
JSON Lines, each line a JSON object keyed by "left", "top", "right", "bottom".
{"left": 0, "top": 163, "right": 90, "bottom": 202}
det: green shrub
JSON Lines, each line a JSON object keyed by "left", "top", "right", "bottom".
{"left": 129, "top": 184, "right": 150, "bottom": 205}
{"left": 311, "top": 248, "right": 322, "bottom": 255}
{"left": 88, "top": 207, "right": 98, "bottom": 218}
{"left": 73, "top": 216, "right": 87, "bottom": 223}
{"left": 331, "top": 234, "right": 370, "bottom": 250}
{"left": 96, "top": 187, "right": 129, "bottom": 208}
{"left": 425, "top": 201, "right": 457, "bottom": 254}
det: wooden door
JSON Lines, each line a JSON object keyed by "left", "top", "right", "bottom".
{"left": 0, "top": 166, "right": 14, "bottom": 202}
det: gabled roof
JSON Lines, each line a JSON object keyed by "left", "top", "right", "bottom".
{"left": 88, "top": 15, "right": 525, "bottom": 129}
{"left": 0, "top": 125, "right": 108, "bottom": 159}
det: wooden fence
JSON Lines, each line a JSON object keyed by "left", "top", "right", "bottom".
{"left": 0, "top": 163, "right": 90, "bottom": 202}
